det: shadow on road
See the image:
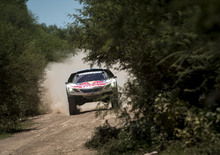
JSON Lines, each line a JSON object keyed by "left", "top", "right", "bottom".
{"left": 72, "top": 108, "right": 109, "bottom": 116}
{"left": 8, "top": 127, "right": 38, "bottom": 134}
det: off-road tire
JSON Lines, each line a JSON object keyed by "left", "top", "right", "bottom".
{"left": 68, "top": 96, "right": 78, "bottom": 115}
{"left": 111, "top": 90, "right": 119, "bottom": 109}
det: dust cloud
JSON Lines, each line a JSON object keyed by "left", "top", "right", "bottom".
{"left": 41, "top": 51, "right": 128, "bottom": 115}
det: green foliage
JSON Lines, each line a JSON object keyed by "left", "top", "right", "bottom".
{"left": 160, "top": 140, "right": 220, "bottom": 155}
{"left": 75, "top": 0, "right": 220, "bottom": 154}
{"left": 0, "top": 1, "right": 72, "bottom": 132}
{"left": 29, "top": 26, "right": 72, "bottom": 62}
{"left": 86, "top": 124, "right": 120, "bottom": 149}
{"left": 86, "top": 123, "right": 146, "bottom": 155}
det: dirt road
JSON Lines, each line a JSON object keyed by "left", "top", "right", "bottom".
{"left": 0, "top": 113, "right": 101, "bottom": 155}
{"left": 0, "top": 51, "right": 127, "bottom": 155}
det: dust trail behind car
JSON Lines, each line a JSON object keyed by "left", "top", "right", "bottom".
{"left": 41, "top": 51, "right": 128, "bottom": 115}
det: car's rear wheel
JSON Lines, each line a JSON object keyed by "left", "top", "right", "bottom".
{"left": 68, "top": 96, "right": 78, "bottom": 115}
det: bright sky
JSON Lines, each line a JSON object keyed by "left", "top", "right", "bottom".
{"left": 27, "top": 0, "right": 82, "bottom": 28}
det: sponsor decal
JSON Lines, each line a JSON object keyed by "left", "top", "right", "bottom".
{"left": 72, "top": 81, "right": 107, "bottom": 89}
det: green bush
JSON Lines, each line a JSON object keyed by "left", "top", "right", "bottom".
{"left": 86, "top": 124, "right": 120, "bottom": 149}
{"left": 74, "top": 0, "right": 220, "bottom": 154}
{"left": 0, "top": 0, "right": 72, "bottom": 132}
{"left": 86, "top": 123, "right": 147, "bottom": 155}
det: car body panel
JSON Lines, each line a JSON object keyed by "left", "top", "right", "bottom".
{"left": 66, "top": 69, "right": 117, "bottom": 101}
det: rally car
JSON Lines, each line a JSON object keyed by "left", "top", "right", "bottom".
{"left": 65, "top": 68, "right": 119, "bottom": 115}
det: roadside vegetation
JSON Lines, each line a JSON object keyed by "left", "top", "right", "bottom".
{"left": 73, "top": 0, "right": 220, "bottom": 154}
{"left": 0, "top": 0, "right": 73, "bottom": 133}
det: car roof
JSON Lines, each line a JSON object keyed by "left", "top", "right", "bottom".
{"left": 75, "top": 68, "right": 106, "bottom": 74}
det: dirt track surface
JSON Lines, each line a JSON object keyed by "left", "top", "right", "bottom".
{"left": 0, "top": 51, "right": 127, "bottom": 155}
{"left": 0, "top": 112, "right": 101, "bottom": 155}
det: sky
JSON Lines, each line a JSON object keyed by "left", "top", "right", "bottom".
{"left": 27, "top": 0, "right": 82, "bottom": 28}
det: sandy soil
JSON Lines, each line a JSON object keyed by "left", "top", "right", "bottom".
{"left": 0, "top": 113, "right": 100, "bottom": 155}
{"left": 0, "top": 51, "right": 128, "bottom": 155}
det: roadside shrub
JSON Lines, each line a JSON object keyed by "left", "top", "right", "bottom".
{"left": 86, "top": 124, "right": 120, "bottom": 149}
{"left": 160, "top": 139, "right": 220, "bottom": 155}
{"left": 0, "top": 0, "right": 72, "bottom": 132}
{"left": 75, "top": 0, "right": 220, "bottom": 154}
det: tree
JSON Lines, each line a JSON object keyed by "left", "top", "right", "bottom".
{"left": 0, "top": 0, "right": 72, "bottom": 132}
{"left": 74, "top": 0, "right": 220, "bottom": 153}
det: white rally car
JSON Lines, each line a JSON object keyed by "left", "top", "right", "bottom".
{"left": 65, "top": 69, "right": 118, "bottom": 115}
